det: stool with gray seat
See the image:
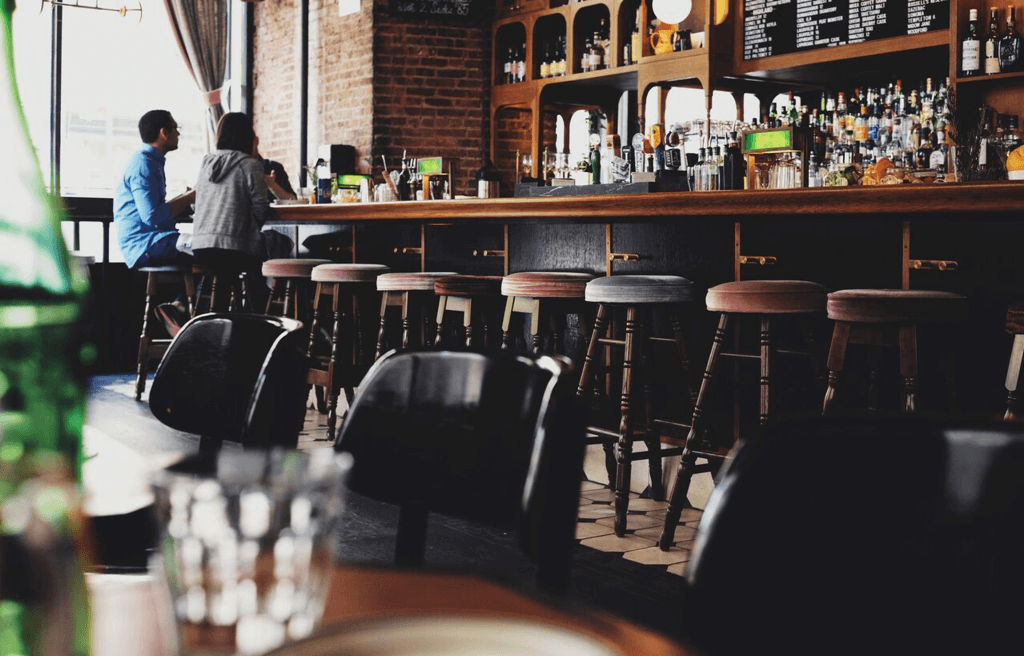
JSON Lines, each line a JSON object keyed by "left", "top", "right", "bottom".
{"left": 576, "top": 274, "right": 698, "bottom": 536}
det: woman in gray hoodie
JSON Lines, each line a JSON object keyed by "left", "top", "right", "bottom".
{"left": 191, "top": 112, "right": 272, "bottom": 309}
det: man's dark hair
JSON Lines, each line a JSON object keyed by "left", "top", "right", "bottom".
{"left": 139, "top": 109, "right": 174, "bottom": 143}
{"left": 215, "top": 112, "right": 254, "bottom": 155}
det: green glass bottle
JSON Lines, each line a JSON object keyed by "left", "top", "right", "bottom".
{"left": 1, "top": 0, "right": 92, "bottom": 654}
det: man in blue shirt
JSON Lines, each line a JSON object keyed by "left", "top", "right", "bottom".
{"left": 114, "top": 109, "right": 195, "bottom": 269}
{"left": 114, "top": 109, "right": 196, "bottom": 335}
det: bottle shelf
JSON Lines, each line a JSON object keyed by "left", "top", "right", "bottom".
{"left": 955, "top": 69, "right": 1024, "bottom": 85}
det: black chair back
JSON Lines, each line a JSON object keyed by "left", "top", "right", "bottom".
{"left": 680, "top": 417, "right": 1024, "bottom": 656}
{"left": 149, "top": 313, "right": 309, "bottom": 449}
{"left": 334, "top": 347, "right": 585, "bottom": 594}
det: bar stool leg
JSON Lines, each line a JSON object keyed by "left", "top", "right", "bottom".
{"left": 434, "top": 297, "right": 448, "bottom": 346}
{"left": 577, "top": 304, "right": 616, "bottom": 485}
{"left": 1004, "top": 334, "right": 1024, "bottom": 421}
{"left": 614, "top": 305, "right": 640, "bottom": 537}
{"left": 376, "top": 292, "right": 392, "bottom": 361}
{"left": 822, "top": 321, "right": 851, "bottom": 415}
{"left": 659, "top": 313, "right": 731, "bottom": 550}
{"left": 668, "top": 307, "right": 697, "bottom": 407}
{"left": 898, "top": 323, "right": 918, "bottom": 414}
{"left": 326, "top": 285, "right": 344, "bottom": 441}
{"left": 759, "top": 317, "right": 773, "bottom": 427}
{"left": 639, "top": 313, "right": 664, "bottom": 501}
{"left": 462, "top": 298, "right": 475, "bottom": 347}
{"left": 135, "top": 272, "right": 157, "bottom": 401}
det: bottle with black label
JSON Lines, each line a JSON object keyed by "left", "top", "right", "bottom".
{"left": 999, "top": 5, "right": 1022, "bottom": 72}
{"left": 986, "top": 7, "right": 1002, "bottom": 74}
{"left": 963, "top": 8, "right": 981, "bottom": 76}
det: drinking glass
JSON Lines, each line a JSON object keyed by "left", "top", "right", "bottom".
{"left": 150, "top": 448, "right": 353, "bottom": 656}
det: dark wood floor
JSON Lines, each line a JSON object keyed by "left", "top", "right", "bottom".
{"left": 85, "top": 373, "right": 688, "bottom": 642}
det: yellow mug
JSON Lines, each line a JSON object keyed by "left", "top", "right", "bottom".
{"left": 650, "top": 29, "right": 674, "bottom": 55}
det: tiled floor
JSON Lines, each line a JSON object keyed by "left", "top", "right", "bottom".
{"left": 296, "top": 392, "right": 703, "bottom": 578}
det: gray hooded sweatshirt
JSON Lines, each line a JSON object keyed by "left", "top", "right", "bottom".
{"left": 191, "top": 149, "right": 270, "bottom": 259}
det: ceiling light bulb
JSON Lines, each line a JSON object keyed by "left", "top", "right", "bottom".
{"left": 652, "top": 0, "right": 692, "bottom": 25}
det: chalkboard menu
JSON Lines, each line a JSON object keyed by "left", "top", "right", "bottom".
{"left": 744, "top": 0, "right": 949, "bottom": 60}
{"left": 389, "top": 0, "right": 489, "bottom": 21}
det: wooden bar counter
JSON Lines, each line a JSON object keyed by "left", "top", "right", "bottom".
{"left": 270, "top": 182, "right": 1024, "bottom": 419}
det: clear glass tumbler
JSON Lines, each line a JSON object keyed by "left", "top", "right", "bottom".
{"left": 150, "top": 448, "right": 353, "bottom": 656}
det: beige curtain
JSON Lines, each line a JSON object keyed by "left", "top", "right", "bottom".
{"left": 163, "top": 0, "right": 229, "bottom": 149}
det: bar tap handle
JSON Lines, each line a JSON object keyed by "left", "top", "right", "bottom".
{"left": 608, "top": 252, "right": 641, "bottom": 262}
{"left": 394, "top": 247, "right": 424, "bottom": 255}
{"left": 473, "top": 249, "right": 506, "bottom": 257}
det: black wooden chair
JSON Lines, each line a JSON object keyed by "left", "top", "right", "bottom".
{"left": 149, "top": 313, "right": 309, "bottom": 451}
{"left": 333, "top": 347, "right": 585, "bottom": 594}
{"left": 678, "top": 417, "right": 1024, "bottom": 656}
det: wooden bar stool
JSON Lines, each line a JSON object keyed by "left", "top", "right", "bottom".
{"left": 576, "top": 274, "right": 698, "bottom": 537}
{"left": 262, "top": 258, "right": 331, "bottom": 323}
{"left": 192, "top": 263, "right": 249, "bottom": 315}
{"left": 374, "top": 271, "right": 458, "bottom": 359}
{"left": 306, "top": 263, "right": 390, "bottom": 441}
{"left": 500, "top": 272, "right": 594, "bottom": 354}
{"left": 134, "top": 264, "right": 196, "bottom": 401}
{"left": 433, "top": 275, "right": 505, "bottom": 347}
{"left": 659, "top": 279, "right": 828, "bottom": 550}
{"left": 821, "top": 289, "right": 968, "bottom": 416}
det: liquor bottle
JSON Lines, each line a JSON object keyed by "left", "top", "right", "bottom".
{"left": 963, "top": 9, "right": 981, "bottom": 76}
{"left": 914, "top": 127, "right": 933, "bottom": 170}
{"left": 694, "top": 147, "right": 706, "bottom": 190}
{"left": 589, "top": 30, "right": 604, "bottom": 71}
{"left": 930, "top": 129, "right": 948, "bottom": 174}
{"left": 854, "top": 104, "right": 869, "bottom": 145}
{"left": 589, "top": 145, "right": 601, "bottom": 185}
{"left": 868, "top": 101, "right": 880, "bottom": 143}
{"left": 722, "top": 131, "right": 745, "bottom": 190}
{"left": 1, "top": 0, "right": 93, "bottom": 653}
{"left": 631, "top": 6, "right": 642, "bottom": 64}
{"left": 807, "top": 150, "right": 822, "bottom": 188}
{"left": 503, "top": 45, "right": 512, "bottom": 84}
{"left": 999, "top": 5, "right": 1022, "bottom": 72}
{"left": 581, "top": 34, "right": 592, "bottom": 73}
{"left": 397, "top": 158, "right": 412, "bottom": 200}
{"left": 539, "top": 43, "right": 550, "bottom": 79}
{"left": 516, "top": 42, "right": 526, "bottom": 82}
{"left": 986, "top": 7, "right": 1002, "bottom": 74}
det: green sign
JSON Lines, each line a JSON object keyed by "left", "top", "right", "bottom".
{"left": 743, "top": 129, "right": 793, "bottom": 153}
{"left": 417, "top": 157, "right": 443, "bottom": 174}
{"left": 337, "top": 174, "right": 370, "bottom": 188}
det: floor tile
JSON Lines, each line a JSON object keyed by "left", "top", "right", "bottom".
{"left": 580, "top": 534, "right": 656, "bottom": 553}
{"left": 643, "top": 508, "right": 703, "bottom": 524}
{"left": 623, "top": 546, "right": 690, "bottom": 566}
{"left": 594, "top": 514, "right": 663, "bottom": 531}
{"left": 623, "top": 498, "right": 669, "bottom": 512}
{"left": 577, "top": 506, "right": 617, "bottom": 519}
{"left": 579, "top": 481, "right": 605, "bottom": 492}
{"left": 575, "top": 522, "right": 616, "bottom": 539}
{"left": 633, "top": 525, "right": 697, "bottom": 542}
{"left": 579, "top": 488, "right": 618, "bottom": 503}
{"left": 666, "top": 562, "right": 689, "bottom": 577}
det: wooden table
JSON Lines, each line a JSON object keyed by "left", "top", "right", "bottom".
{"left": 322, "top": 566, "right": 696, "bottom": 656}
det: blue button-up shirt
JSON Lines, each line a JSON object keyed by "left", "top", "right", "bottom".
{"left": 114, "top": 144, "right": 177, "bottom": 268}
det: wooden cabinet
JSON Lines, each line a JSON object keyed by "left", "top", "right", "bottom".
{"left": 489, "top": 0, "right": 1024, "bottom": 181}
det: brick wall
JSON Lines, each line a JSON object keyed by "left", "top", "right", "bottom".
{"left": 254, "top": 0, "right": 499, "bottom": 198}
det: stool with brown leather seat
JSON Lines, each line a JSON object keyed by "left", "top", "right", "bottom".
{"left": 821, "top": 289, "right": 968, "bottom": 416}
{"left": 306, "top": 263, "right": 390, "bottom": 441}
{"left": 433, "top": 275, "right": 505, "bottom": 348}
{"left": 374, "top": 271, "right": 458, "bottom": 359}
{"left": 659, "top": 279, "right": 829, "bottom": 550}
{"left": 576, "top": 274, "right": 698, "bottom": 537}
{"left": 134, "top": 264, "right": 196, "bottom": 401}
{"left": 262, "top": 258, "right": 331, "bottom": 323}
{"left": 500, "top": 271, "right": 594, "bottom": 354}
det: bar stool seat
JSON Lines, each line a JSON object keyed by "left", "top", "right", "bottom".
{"left": 501, "top": 272, "right": 594, "bottom": 354}
{"left": 501, "top": 272, "right": 593, "bottom": 298}
{"left": 822, "top": 288, "right": 968, "bottom": 418}
{"left": 307, "top": 263, "right": 391, "bottom": 441}
{"left": 263, "top": 258, "right": 331, "bottom": 278}
{"left": 375, "top": 272, "right": 458, "bottom": 359}
{"left": 312, "top": 263, "right": 390, "bottom": 283}
{"left": 434, "top": 275, "right": 503, "bottom": 297}
{"left": 378, "top": 271, "right": 459, "bottom": 292}
{"left": 433, "top": 275, "right": 505, "bottom": 347}
{"left": 659, "top": 278, "right": 828, "bottom": 550}
{"left": 826, "top": 289, "right": 968, "bottom": 323}
{"left": 577, "top": 274, "right": 698, "bottom": 537}
{"left": 706, "top": 279, "right": 829, "bottom": 314}
{"left": 585, "top": 274, "right": 698, "bottom": 304}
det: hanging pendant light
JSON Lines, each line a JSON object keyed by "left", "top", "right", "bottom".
{"left": 651, "top": 0, "right": 691, "bottom": 25}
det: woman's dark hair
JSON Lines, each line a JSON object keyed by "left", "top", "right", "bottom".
{"left": 139, "top": 109, "right": 174, "bottom": 143}
{"left": 215, "top": 112, "right": 254, "bottom": 154}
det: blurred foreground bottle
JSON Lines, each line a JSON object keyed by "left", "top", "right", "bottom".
{"left": 1, "top": 0, "right": 92, "bottom": 653}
